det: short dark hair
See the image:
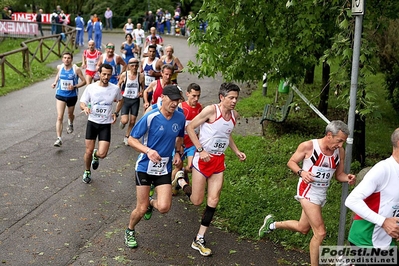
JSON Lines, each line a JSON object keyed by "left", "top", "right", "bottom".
{"left": 98, "top": 63, "right": 112, "bottom": 73}
{"left": 219, "top": 82, "right": 240, "bottom": 98}
{"left": 125, "top": 33, "right": 133, "bottom": 40}
{"left": 187, "top": 83, "right": 201, "bottom": 92}
{"left": 148, "top": 45, "right": 157, "bottom": 52}
{"left": 62, "top": 52, "right": 73, "bottom": 59}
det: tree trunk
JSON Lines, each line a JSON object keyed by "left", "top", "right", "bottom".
{"left": 304, "top": 65, "right": 315, "bottom": 84}
{"left": 318, "top": 61, "right": 330, "bottom": 115}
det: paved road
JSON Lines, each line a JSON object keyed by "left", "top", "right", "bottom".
{"left": 0, "top": 33, "right": 308, "bottom": 265}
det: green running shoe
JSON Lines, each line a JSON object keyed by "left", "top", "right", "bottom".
{"left": 124, "top": 229, "right": 138, "bottom": 248}
{"left": 143, "top": 197, "right": 153, "bottom": 220}
{"left": 259, "top": 214, "right": 275, "bottom": 238}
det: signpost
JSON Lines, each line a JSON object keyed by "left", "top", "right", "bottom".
{"left": 337, "top": 0, "right": 364, "bottom": 246}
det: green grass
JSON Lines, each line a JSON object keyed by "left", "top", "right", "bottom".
{"left": 0, "top": 38, "right": 66, "bottom": 96}
{"left": 216, "top": 64, "right": 399, "bottom": 251}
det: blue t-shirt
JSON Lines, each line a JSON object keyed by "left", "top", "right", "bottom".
{"left": 132, "top": 108, "right": 185, "bottom": 175}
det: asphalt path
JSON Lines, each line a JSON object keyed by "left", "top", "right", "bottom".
{"left": 0, "top": 33, "right": 308, "bottom": 265}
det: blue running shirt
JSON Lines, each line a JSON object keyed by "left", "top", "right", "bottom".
{"left": 132, "top": 108, "right": 185, "bottom": 175}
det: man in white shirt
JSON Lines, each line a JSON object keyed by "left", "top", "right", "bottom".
{"left": 132, "top": 23, "right": 145, "bottom": 58}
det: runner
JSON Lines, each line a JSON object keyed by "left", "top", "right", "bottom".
{"left": 81, "top": 40, "right": 102, "bottom": 84}
{"left": 117, "top": 58, "right": 144, "bottom": 146}
{"left": 97, "top": 43, "right": 127, "bottom": 85}
{"left": 143, "top": 64, "right": 173, "bottom": 109}
{"left": 124, "top": 84, "right": 185, "bottom": 249}
{"left": 156, "top": 45, "right": 183, "bottom": 84}
{"left": 171, "top": 83, "right": 202, "bottom": 195}
{"left": 172, "top": 83, "right": 246, "bottom": 256}
{"left": 51, "top": 52, "right": 86, "bottom": 147}
{"left": 258, "top": 120, "right": 356, "bottom": 266}
{"left": 79, "top": 63, "right": 123, "bottom": 184}
{"left": 141, "top": 45, "right": 161, "bottom": 105}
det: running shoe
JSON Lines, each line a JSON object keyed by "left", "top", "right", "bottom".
{"left": 66, "top": 124, "right": 74, "bottom": 134}
{"left": 172, "top": 170, "right": 185, "bottom": 195}
{"left": 91, "top": 149, "right": 99, "bottom": 170}
{"left": 149, "top": 184, "right": 155, "bottom": 197}
{"left": 191, "top": 237, "right": 212, "bottom": 256}
{"left": 143, "top": 197, "right": 153, "bottom": 220}
{"left": 259, "top": 214, "right": 275, "bottom": 238}
{"left": 82, "top": 170, "right": 92, "bottom": 184}
{"left": 124, "top": 229, "right": 138, "bottom": 248}
{"left": 54, "top": 138, "right": 62, "bottom": 147}
{"left": 123, "top": 136, "right": 129, "bottom": 146}
{"left": 119, "top": 122, "right": 126, "bottom": 130}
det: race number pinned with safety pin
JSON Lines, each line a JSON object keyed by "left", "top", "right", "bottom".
{"left": 147, "top": 157, "right": 169, "bottom": 176}
{"left": 311, "top": 166, "right": 335, "bottom": 187}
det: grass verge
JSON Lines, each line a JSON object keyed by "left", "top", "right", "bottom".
{"left": 217, "top": 70, "right": 398, "bottom": 251}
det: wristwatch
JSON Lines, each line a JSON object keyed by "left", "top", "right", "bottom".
{"left": 297, "top": 169, "right": 304, "bottom": 177}
{"left": 113, "top": 112, "right": 119, "bottom": 117}
{"left": 196, "top": 147, "right": 204, "bottom": 152}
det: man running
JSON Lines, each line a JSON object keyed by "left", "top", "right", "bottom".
{"left": 172, "top": 83, "right": 246, "bottom": 256}
{"left": 51, "top": 52, "right": 86, "bottom": 147}
{"left": 124, "top": 84, "right": 185, "bottom": 249}
{"left": 171, "top": 83, "right": 202, "bottom": 195}
{"left": 143, "top": 64, "right": 173, "bottom": 109}
{"left": 97, "top": 43, "right": 126, "bottom": 85}
{"left": 117, "top": 58, "right": 144, "bottom": 146}
{"left": 156, "top": 45, "right": 183, "bottom": 84}
{"left": 80, "top": 63, "right": 123, "bottom": 184}
{"left": 258, "top": 120, "right": 356, "bottom": 266}
{"left": 141, "top": 44, "right": 161, "bottom": 105}
{"left": 81, "top": 40, "right": 102, "bottom": 84}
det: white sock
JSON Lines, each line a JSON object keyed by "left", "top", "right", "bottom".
{"left": 270, "top": 222, "right": 276, "bottom": 230}
{"left": 196, "top": 234, "right": 204, "bottom": 240}
{"left": 68, "top": 119, "right": 72, "bottom": 125}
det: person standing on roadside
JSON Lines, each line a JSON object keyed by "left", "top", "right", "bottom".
{"left": 51, "top": 52, "right": 86, "bottom": 147}
{"left": 81, "top": 40, "right": 102, "bottom": 84}
{"left": 97, "top": 43, "right": 127, "bottom": 85}
{"left": 93, "top": 18, "right": 103, "bottom": 51}
{"left": 104, "top": 7, "right": 113, "bottom": 30}
{"left": 258, "top": 120, "right": 356, "bottom": 266}
{"left": 75, "top": 12, "right": 84, "bottom": 46}
{"left": 345, "top": 128, "right": 399, "bottom": 264}
{"left": 36, "top": 8, "right": 44, "bottom": 36}
{"left": 86, "top": 15, "right": 94, "bottom": 42}
{"left": 172, "top": 83, "right": 246, "bottom": 256}
{"left": 117, "top": 58, "right": 144, "bottom": 146}
{"left": 124, "top": 84, "right": 185, "bottom": 249}
{"left": 80, "top": 63, "right": 123, "bottom": 184}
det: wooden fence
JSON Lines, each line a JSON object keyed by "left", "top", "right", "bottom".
{"left": 0, "top": 23, "right": 76, "bottom": 87}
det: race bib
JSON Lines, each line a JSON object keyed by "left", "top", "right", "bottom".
{"left": 392, "top": 203, "right": 399, "bottom": 218}
{"left": 87, "top": 59, "right": 97, "bottom": 71}
{"left": 145, "top": 74, "right": 155, "bottom": 86}
{"left": 60, "top": 79, "right": 73, "bottom": 90}
{"left": 92, "top": 104, "right": 111, "bottom": 118}
{"left": 146, "top": 157, "right": 169, "bottom": 176}
{"left": 311, "top": 166, "right": 335, "bottom": 187}
{"left": 209, "top": 138, "right": 228, "bottom": 154}
{"left": 124, "top": 85, "right": 139, "bottom": 99}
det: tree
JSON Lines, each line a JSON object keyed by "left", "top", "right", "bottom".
{"left": 186, "top": 0, "right": 399, "bottom": 166}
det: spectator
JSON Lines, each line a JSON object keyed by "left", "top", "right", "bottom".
{"left": 104, "top": 7, "right": 113, "bottom": 30}
{"left": 164, "top": 10, "right": 172, "bottom": 35}
{"left": 75, "top": 12, "right": 84, "bottom": 46}
{"left": 86, "top": 15, "right": 94, "bottom": 42}
{"left": 93, "top": 18, "right": 103, "bottom": 51}
{"left": 59, "top": 10, "right": 67, "bottom": 32}
{"left": 178, "top": 17, "right": 186, "bottom": 36}
{"left": 147, "top": 11, "right": 155, "bottom": 30}
{"left": 50, "top": 10, "right": 59, "bottom": 35}
{"left": 36, "top": 8, "right": 44, "bottom": 36}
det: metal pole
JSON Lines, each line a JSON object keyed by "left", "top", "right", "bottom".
{"left": 337, "top": 14, "right": 363, "bottom": 246}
